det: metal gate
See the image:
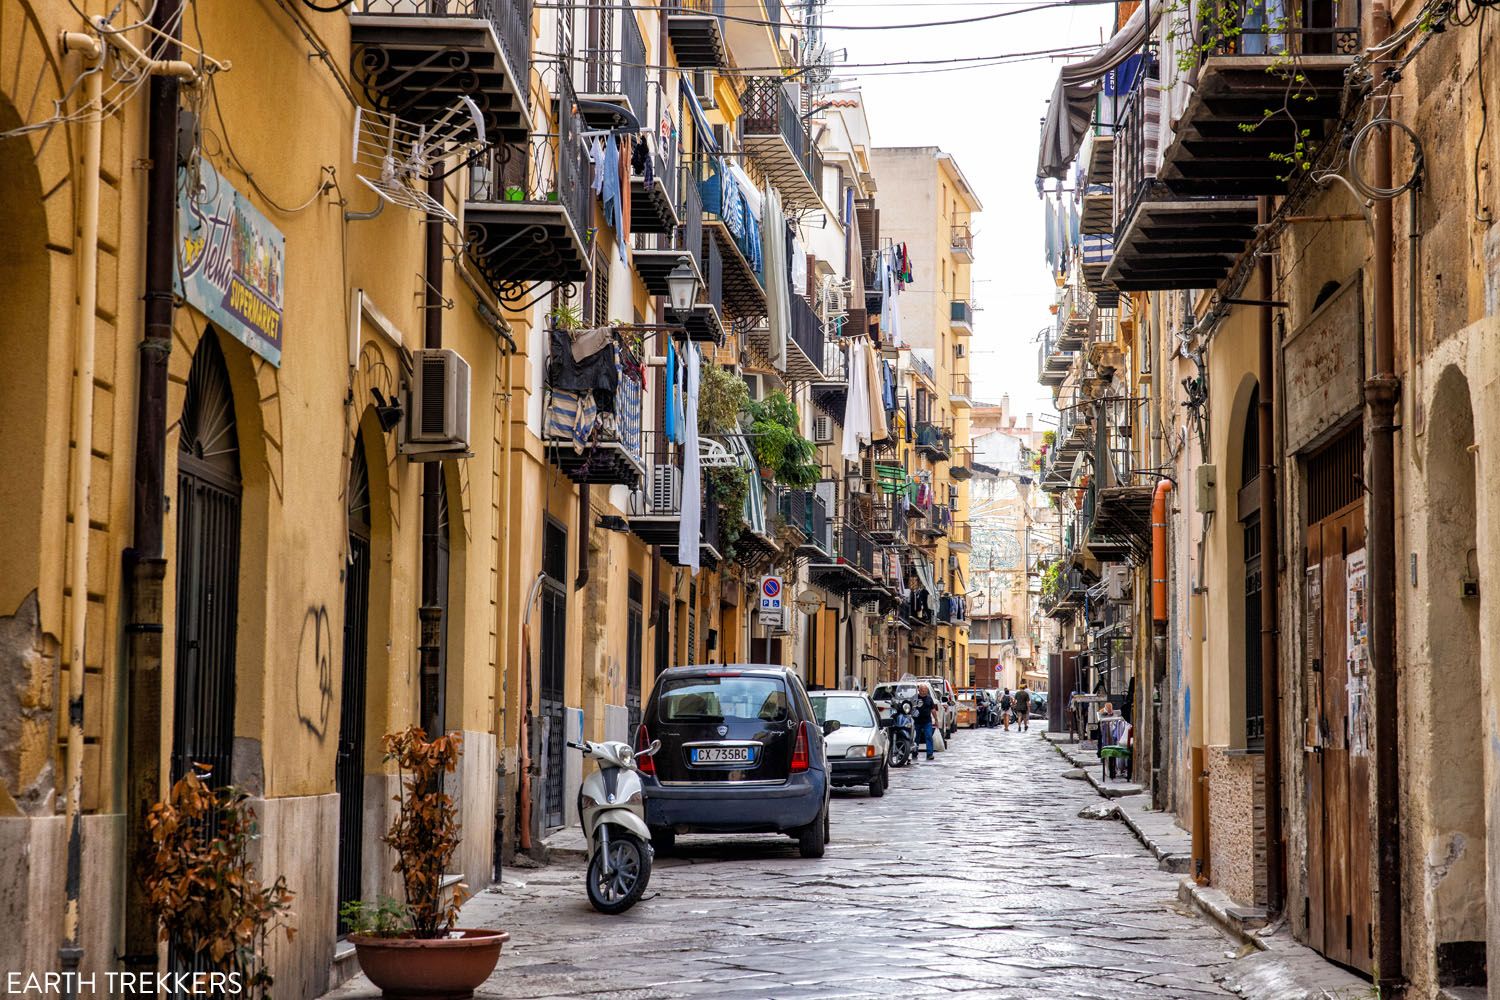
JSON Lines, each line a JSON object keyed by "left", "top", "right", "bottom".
{"left": 540, "top": 521, "right": 567, "bottom": 829}
{"left": 172, "top": 335, "right": 241, "bottom": 788}
{"left": 337, "top": 444, "right": 372, "bottom": 934}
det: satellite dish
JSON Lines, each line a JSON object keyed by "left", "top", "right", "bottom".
{"left": 352, "top": 96, "right": 488, "bottom": 224}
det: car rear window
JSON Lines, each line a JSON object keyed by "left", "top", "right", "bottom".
{"left": 810, "top": 695, "right": 875, "bottom": 728}
{"left": 873, "top": 684, "right": 919, "bottom": 702}
{"left": 659, "top": 675, "right": 790, "bottom": 723}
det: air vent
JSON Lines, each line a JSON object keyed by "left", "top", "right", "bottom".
{"left": 812, "top": 415, "right": 833, "bottom": 443}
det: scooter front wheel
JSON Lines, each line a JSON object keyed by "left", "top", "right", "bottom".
{"left": 586, "top": 830, "right": 652, "bottom": 915}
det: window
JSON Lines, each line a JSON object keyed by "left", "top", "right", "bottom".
{"left": 809, "top": 694, "right": 876, "bottom": 728}
{"left": 658, "top": 676, "right": 789, "bottom": 723}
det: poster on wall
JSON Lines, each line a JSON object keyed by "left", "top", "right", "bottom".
{"left": 1346, "top": 547, "right": 1368, "bottom": 676}
{"left": 176, "top": 162, "right": 286, "bottom": 366}
{"left": 1304, "top": 564, "right": 1323, "bottom": 751}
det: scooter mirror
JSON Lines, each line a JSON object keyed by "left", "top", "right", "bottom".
{"left": 637, "top": 739, "right": 663, "bottom": 758}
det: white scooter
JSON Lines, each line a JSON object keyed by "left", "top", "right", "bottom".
{"left": 567, "top": 737, "right": 660, "bottom": 914}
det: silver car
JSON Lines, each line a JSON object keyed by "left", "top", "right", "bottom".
{"left": 809, "top": 690, "right": 891, "bottom": 797}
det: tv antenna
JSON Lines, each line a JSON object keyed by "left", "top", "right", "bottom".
{"left": 352, "top": 96, "right": 487, "bottom": 224}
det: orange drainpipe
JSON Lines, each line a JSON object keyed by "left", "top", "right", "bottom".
{"left": 1151, "top": 480, "right": 1172, "bottom": 624}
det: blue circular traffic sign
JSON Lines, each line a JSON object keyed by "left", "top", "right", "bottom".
{"left": 762, "top": 578, "right": 781, "bottom": 598}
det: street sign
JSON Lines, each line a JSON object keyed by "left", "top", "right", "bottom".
{"left": 760, "top": 575, "right": 783, "bottom": 628}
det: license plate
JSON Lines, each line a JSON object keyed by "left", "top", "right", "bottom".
{"left": 691, "top": 746, "right": 755, "bottom": 765}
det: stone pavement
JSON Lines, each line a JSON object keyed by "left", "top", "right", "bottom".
{"left": 325, "top": 727, "right": 1260, "bottom": 999}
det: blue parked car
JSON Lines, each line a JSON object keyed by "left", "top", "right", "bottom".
{"left": 636, "top": 664, "right": 832, "bottom": 859}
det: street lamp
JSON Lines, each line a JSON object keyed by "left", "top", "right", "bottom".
{"left": 667, "top": 259, "right": 699, "bottom": 315}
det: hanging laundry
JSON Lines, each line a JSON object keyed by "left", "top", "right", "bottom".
{"left": 761, "top": 184, "right": 790, "bottom": 371}
{"left": 665, "top": 337, "right": 678, "bottom": 444}
{"left": 679, "top": 344, "right": 703, "bottom": 575}
{"left": 841, "top": 340, "right": 868, "bottom": 463}
{"left": 864, "top": 338, "right": 888, "bottom": 442}
{"left": 591, "top": 137, "right": 607, "bottom": 196}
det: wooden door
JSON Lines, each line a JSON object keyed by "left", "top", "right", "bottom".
{"left": 1304, "top": 500, "right": 1372, "bottom": 974}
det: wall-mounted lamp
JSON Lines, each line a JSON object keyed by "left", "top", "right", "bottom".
{"left": 371, "top": 387, "right": 403, "bottom": 433}
{"left": 667, "top": 259, "right": 700, "bottom": 315}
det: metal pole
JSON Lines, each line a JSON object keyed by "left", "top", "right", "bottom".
{"left": 123, "top": 0, "right": 183, "bottom": 970}
{"left": 1367, "top": 6, "right": 1404, "bottom": 990}
{"left": 1257, "top": 197, "right": 1284, "bottom": 916}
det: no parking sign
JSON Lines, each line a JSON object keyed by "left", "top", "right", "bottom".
{"left": 760, "top": 576, "right": 783, "bottom": 628}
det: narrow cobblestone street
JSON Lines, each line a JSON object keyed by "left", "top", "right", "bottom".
{"left": 329, "top": 727, "right": 1242, "bottom": 999}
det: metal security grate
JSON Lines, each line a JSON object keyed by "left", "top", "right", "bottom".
{"left": 337, "top": 444, "right": 372, "bottom": 934}
{"left": 541, "top": 521, "right": 568, "bottom": 829}
{"left": 1307, "top": 424, "right": 1364, "bottom": 523}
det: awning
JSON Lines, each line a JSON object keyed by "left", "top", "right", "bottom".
{"left": 1036, "top": 3, "right": 1161, "bottom": 180}
{"left": 679, "top": 75, "right": 720, "bottom": 155}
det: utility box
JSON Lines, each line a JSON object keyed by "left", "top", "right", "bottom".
{"left": 1195, "top": 464, "right": 1217, "bottom": 514}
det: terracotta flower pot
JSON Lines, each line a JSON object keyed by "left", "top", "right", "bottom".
{"left": 350, "top": 929, "right": 510, "bottom": 999}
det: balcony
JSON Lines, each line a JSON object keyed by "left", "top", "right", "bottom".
{"left": 950, "top": 224, "right": 975, "bottom": 261}
{"left": 1055, "top": 286, "right": 1089, "bottom": 350}
{"left": 635, "top": 162, "right": 704, "bottom": 303}
{"left": 739, "top": 77, "right": 823, "bottom": 212}
{"left": 915, "top": 503, "right": 951, "bottom": 541}
{"left": 663, "top": 475, "right": 725, "bottom": 569}
{"left": 948, "top": 445, "right": 974, "bottom": 480}
{"left": 950, "top": 374, "right": 973, "bottom": 410}
{"left": 1037, "top": 331, "right": 1074, "bottom": 388}
{"left": 1079, "top": 132, "right": 1114, "bottom": 236}
{"left": 681, "top": 230, "right": 725, "bottom": 344}
{"left": 948, "top": 522, "right": 972, "bottom": 553}
{"left": 664, "top": 0, "right": 727, "bottom": 69}
{"left": 629, "top": 83, "right": 680, "bottom": 234}
{"left": 949, "top": 299, "right": 974, "bottom": 335}
{"left": 626, "top": 430, "right": 688, "bottom": 546}
{"left": 542, "top": 334, "right": 643, "bottom": 487}
{"left": 734, "top": 479, "right": 784, "bottom": 567}
{"left": 867, "top": 493, "right": 909, "bottom": 545}
{"left": 779, "top": 487, "right": 831, "bottom": 558}
{"left": 808, "top": 519, "right": 884, "bottom": 596}
{"left": 1105, "top": 62, "right": 1258, "bottom": 292}
{"left": 576, "top": 0, "right": 647, "bottom": 129}
{"left": 1159, "top": 0, "right": 1360, "bottom": 197}
{"left": 350, "top": 0, "right": 531, "bottom": 143}
{"left": 1081, "top": 235, "right": 1118, "bottom": 307}
{"left": 914, "top": 421, "right": 952, "bottom": 462}
{"left": 698, "top": 160, "right": 768, "bottom": 322}
{"left": 465, "top": 82, "right": 591, "bottom": 296}
{"left": 750, "top": 293, "right": 825, "bottom": 382}
{"left": 811, "top": 338, "right": 850, "bottom": 421}
{"left": 1082, "top": 395, "right": 1156, "bottom": 564}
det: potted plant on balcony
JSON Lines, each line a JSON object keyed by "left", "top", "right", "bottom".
{"left": 345, "top": 727, "right": 509, "bottom": 999}
{"left": 746, "top": 391, "right": 820, "bottom": 489}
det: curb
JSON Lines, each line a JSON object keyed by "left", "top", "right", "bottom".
{"left": 1045, "top": 733, "right": 1189, "bottom": 874}
{"left": 1177, "top": 878, "right": 1268, "bottom": 951}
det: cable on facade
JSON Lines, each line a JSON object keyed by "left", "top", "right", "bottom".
{"left": 534, "top": 0, "right": 1115, "bottom": 30}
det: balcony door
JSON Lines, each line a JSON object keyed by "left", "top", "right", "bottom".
{"left": 540, "top": 520, "right": 568, "bottom": 830}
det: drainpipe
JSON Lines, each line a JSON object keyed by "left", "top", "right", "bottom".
{"left": 1367, "top": 5, "right": 1403, "bottom": 991}
{"left": 419, "top": 175, "right": 445, "bottom": 738}
{"left": 1151, "top": 478, "right": 1172, "bottom": 811}
{"left": 57, "top": 31, "right": 103, "bottom": 992}
{"left": 575, "top": 485, "right": 591, "bottom": 591}
{"left": 1257, "top": 197, "right": 1284, "bottom": 917}
{"left": 122, "top": 0, "right": 183, "bottom": 972}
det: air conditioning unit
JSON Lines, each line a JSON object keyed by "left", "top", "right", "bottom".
{"left": 651, "top": 463, "right": 683, "bottom": 512}
{"left": 812, "top": 415, "right": 833, "bottom": 444}
{"left": 1105, "top": 564, "right": 1132, "bottom": 601}
{"left": 402, "top": 348, "right": 471, "bottom": 458}
{"left": 948, "top": 554, "right": 960, "bottom": 571}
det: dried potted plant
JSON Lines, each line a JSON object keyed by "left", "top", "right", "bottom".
{"left": 346, "top": 727, "right": 509, "bottom": 999}
{"left": 141, "top": 768, "right": 295, "bottom": 998}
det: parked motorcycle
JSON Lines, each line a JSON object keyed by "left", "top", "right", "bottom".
{"left": 885, "top": 699, "right": 917, "bottom": 768}
{"left": 568, "top": 737, "right": 661, "bottom": 914}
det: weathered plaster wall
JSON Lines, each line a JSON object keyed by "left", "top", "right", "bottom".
{"left": 1206, "top": 746, "right": 1266, "bottom": 908}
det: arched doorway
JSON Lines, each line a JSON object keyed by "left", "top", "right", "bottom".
{"left": 1425, "top": 366, "right": 1486, "bottom": 989}
{"left": 172, "top": 333, "right": 242, "bottom": 787}
{"left": 337, "top": 438, "right": 372, "bottom": 933}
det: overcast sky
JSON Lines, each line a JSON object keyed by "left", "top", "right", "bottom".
{"left": 824, "top": 0, "right": 1112, "bottom": 424}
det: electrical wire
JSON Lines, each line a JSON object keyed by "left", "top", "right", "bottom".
{"left": 535, "top": 0, "right": 1114, "bottom": 29}
{"left": 536, "top": 43, "right": 1100, "bottom": 75}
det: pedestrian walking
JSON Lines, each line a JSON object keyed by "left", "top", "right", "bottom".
{"left": 999, "top": 688, "right": 1014, "bottom": 730}
{"left": 915, "top": 683, "right": 939, "bottom": 760}
{"left": 1014, "top": 684, "right": 1032, "bottom": 731}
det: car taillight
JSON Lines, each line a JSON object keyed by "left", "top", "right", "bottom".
{"left": 634, "top": 723, "right": 655, "bottom": 775}
{"left": 791, "top": 720, "right": 810, "bottom": 773}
